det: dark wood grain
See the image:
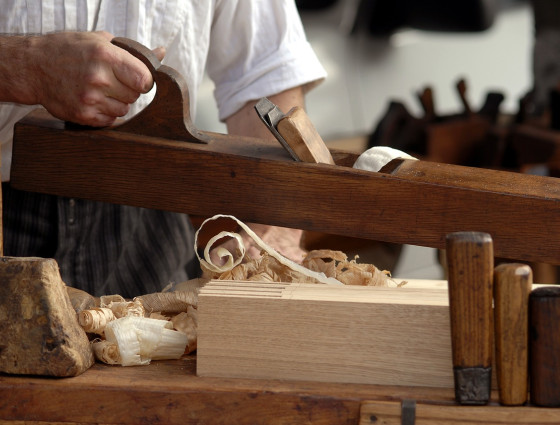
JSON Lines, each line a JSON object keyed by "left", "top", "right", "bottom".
{"left": 2, "top": 357, "right": 560, "bottom": 425}
{"left": 10, "top": 111, "right": 560, "bottom": 265}
{"left": 0, "top": 356, "right": 456, "bottom": 425}
{"left": 530, "top": 286, "right": 560, "bottom": 407}
{"left": 110, "top": 37, "right": 206, "bottom": 144}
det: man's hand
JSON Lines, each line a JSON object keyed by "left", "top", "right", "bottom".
{"left": 0, "top": 31, "right": 165, "bottom": 127}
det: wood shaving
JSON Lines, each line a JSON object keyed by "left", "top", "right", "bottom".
{"left": 100, "top": 294, "right": 126, "bottom": 307}
{"left": 203, "top": 245, "right": 401, "bottom": 288}
{"left": 171, "top": 307, "right": 197, "bottom": 354}
{"left": 92, "top": 339, "right": 121, "bottom": 365}
{"left": 302, "top": 250, "right": 403, "bottom": 287}
{"left": 195, "top": 215, "right": 403, "bottom": 287}
{"left": 195, "top": 214, "right": 342, "bottom": 285}
{"left": 78, "top": 288, "right": 199, "bottom": 366}
{"left": 135, "top": 290, "right": 197, "bottom": 314}
{"left": 106, "top": 300, "right": 145, "bottom": 318}
{"left": 78, "top": 307, "right": 116, "bottom": 335}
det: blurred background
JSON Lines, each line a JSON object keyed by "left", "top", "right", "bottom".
{"left": 195, "top": 0, "right": 537, "bottom": 280}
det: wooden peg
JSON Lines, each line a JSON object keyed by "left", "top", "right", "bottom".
{"left": 530, "top": 286, "right": 560, "bottom": 407}
{"left": 446, "top": 231, "right": 494, "bottom": 405}
{"left": 494, "top": 263, "right": 532, "bottom": 406}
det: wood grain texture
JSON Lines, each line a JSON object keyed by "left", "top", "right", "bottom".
{"left": 276, "top": 106, "right": 335, "bottom": 164}
{"left": 197, "top": 280, "right": 455, "bottom": 388}
{"left": 493, "top": 263, "right": 531, "bottom": 406}
{"left": 529, "top": 286, "right": 560, "bottom": 407}
{"left": 11, "top": 112, "right": 560, "bottom": 265}
{"left": 1, "top": 356, "right": 558, "bottom": 425}
{"left": 446, "top": 232, "right": 494, "bottom": 405}
{"left": 446, "top": 232, "right": 494, "bottom": 368}
{"left": 110, "top": 37, "right": 206, "bottom": 144}
{"left": 0, "top": 356, "right": 458, "bottom": 425}
{"left": 359, "top": 400, "right": 560, "bottom": 425}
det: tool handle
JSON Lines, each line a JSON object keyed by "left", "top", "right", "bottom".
{"left": 110, "top": 37, "right": 206, "bottom": 143}
{"left": 493, "top": 263, "right": 531, "bottom": 406}
{"left": 417, "top": 86, "right": 435, "bottom": 119}
{"left": 530, "top": 286, "right": 560, "bottom": 407}
{"left": 446, "top": 231, "right": 493, "bottom": 404}
{"left": 276, "top": 106, "right": 335, "bottom": 165}
{"left": 456, "top": 78, "right": 472, "bottom": 115}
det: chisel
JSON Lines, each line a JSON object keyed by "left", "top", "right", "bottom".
{"left": 254, "top": 98, "right": 335, "bottom": 165}
{"left": 446, "top": 231, "right": 494, "bottom": 405}
{"left": 494, "top": 263, "right": 532, "bottom": 406}
{"left": 530, "top": 286, "right": 560, "bottom": 407}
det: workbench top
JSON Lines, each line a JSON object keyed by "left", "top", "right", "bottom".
{"left": 1, "top": 356, "right": 559, "bottom": 425}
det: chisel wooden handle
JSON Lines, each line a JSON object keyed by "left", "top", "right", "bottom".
{"left": 530, "top": 286, "right": 560, "bottom": 407}
{"left": 446, "top": 231, "right": 494, "bottom": 405}
{"left": 277, "top": 106, "right": 335, "bottom": 165}
{"left": 494, "top": 263, "right": 532, "bottom": 406}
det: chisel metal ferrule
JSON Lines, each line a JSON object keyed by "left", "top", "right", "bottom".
{"left": 453, "top": 366, "right": 492, "bottom": 405}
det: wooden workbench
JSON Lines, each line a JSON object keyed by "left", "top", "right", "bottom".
{"left": 1, "top": 356, "right": 559, "bottom": 425}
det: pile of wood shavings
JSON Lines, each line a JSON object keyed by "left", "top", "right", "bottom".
{"left": 205, "top": 249, "right": 401, "bottom": 287}
{"left": 69, "top": 283, "right": 201, "bottom": 366}
{"left": 197, "top": 214, "right": 402, "bottom": 287}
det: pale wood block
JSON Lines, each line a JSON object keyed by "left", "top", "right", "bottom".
{"left": 197, "top": 280, "right": 455, "bottom": 388}
{"left": 0, "top": 257, "right": 94, "bottom": 376}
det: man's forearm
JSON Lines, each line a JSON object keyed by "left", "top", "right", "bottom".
{"left": 0, "top": 35, "right": 38, "bottom": 105}
{"left": 225, "top": 86, "right": 304, "bottom": 140}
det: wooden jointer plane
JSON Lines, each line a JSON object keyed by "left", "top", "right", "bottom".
{"left": 10, "top": 38, "right": 560, "bottom": 265}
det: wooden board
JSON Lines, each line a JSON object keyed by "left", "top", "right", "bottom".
{"left": 3, "top": 356, "right": 560, "bottom": 425}
{"left": 359, "top": 401, "right": 560, "bottom": 425}
{"left": 0, "top": 356, "right": 456, "bottom": 425}
{"left": 10, "top": 110, "right": 560, "bottom": 265}
{"left": 197, "top": 279, "right": 456, "bottom": 388}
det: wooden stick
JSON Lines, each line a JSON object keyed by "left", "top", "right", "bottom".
{"left": 530, "top": 286, "right": 560, "bottom": 407}
{"left": 493, "top": 263, "right": 531, "bottom": 406}
{"left": 446, "top": 231, "right": 494, "bottom": 405}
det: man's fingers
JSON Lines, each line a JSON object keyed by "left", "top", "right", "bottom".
{"left": 104, "top": 77, "right": 142, "bottom": 104}
{"left": 100, "top": 96, "right": 131, "bottom": 118}
{"left": 111, "top": 48, "right": 154, "bottom": 93}
{"left": 152, "top": 46, "right": 166, "bottom": 62}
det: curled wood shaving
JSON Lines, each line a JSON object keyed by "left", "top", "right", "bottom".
{"left": 195, "top": 215, "right": 342, "bottom": 285}
{"left": 92, "top": 339, "right": 121, "bottom": 365}
{"left": 78, "top": 307, "right": 116, "bottom": 334}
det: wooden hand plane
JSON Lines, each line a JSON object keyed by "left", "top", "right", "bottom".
{"left": 10, "top": 38, "right": 560, "bottom": 265}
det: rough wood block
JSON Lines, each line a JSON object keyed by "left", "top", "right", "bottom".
{"left": 0, "top": 257, "right": 94, "bottom": 376}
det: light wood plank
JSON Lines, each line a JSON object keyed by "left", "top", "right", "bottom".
{"left": 197, "top": 280, "right": 455, "bottom": 388}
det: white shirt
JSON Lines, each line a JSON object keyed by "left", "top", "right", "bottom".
{"left": 0, "top": 0, "right": 326, "bottom": 180}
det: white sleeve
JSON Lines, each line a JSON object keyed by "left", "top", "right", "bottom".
{"left": 207, "top": 0, "right": 327, "bottom": 121}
